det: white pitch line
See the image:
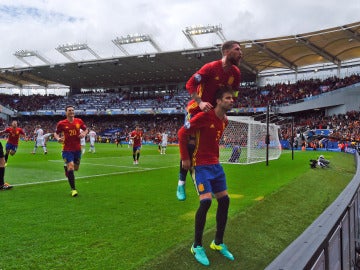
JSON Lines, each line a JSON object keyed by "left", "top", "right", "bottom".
{"left": 13, "top": 164, "right": 178, "bottom": 187}
{"left": 48, "top": 160, "right": 167, "bottom": 170}
{"left": 48, "top": 159, "right": 143, "bottom": 169}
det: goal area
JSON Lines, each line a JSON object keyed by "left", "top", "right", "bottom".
{"left": 220, "top": 116, "right": 282, "bottom": 164}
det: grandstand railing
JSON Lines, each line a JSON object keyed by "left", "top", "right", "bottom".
{"left": 265, "top": 151, "right": 360, "bottom": 270}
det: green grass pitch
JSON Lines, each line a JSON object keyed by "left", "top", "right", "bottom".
{"left": 0, "top": 139, "right": 355, "bottom": 269}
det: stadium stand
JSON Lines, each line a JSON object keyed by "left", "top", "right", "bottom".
{"left": 2, "top": 74, "right": 360, "bottom": 150}
{"left": 1, "top": 21, "right": 360, "bottom": 269}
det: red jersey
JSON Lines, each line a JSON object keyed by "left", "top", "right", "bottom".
{"left": 56, "top": 118, "right": 87, "bottom": 151}
{"left": 5, "top": 127, "right": 25, "bottom": 146}
{"left": 130, "top": 130, "right": 143, "bottom": 147}
{"left": 178, "top": 110, "right": 228, "bottom": 166}
{"left": 186, "top": 60, "right": 241, "bottom": 115}
{"left": 155, "top": 133, "right": 162, "bottom": 144}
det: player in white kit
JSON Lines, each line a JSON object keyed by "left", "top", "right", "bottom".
{"left": 88, "top": 129, "right": 97, "bottom": 153}
{"left": 32, "top": 125, "right": 47, "bottom": 154}
{"left": 160, "top": 132, "right": 168, "bottom": 155}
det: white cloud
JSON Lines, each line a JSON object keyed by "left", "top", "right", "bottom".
{"left": 0, "top": 0, "right": 359, "bottom": 67}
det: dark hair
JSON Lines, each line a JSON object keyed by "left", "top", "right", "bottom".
{"left": 215, "top": 86, "right": 234, "bottom": 100}
{"left": 221, "top": 40, "right": 240, "bottom": 53}
{"left": 65, "top": 105, "right": 75, "bottom": 111}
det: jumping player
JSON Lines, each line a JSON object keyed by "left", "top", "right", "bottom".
{"left": 176, "top": 40, "right": 242, "bottom": 201}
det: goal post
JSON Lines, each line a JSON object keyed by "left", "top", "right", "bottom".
{"left": 220, "top": 116, "right": 282, "bottom": 164}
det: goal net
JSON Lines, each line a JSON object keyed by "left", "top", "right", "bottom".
{"left": 220, "top": 116, "right": 282, "bottom": 164}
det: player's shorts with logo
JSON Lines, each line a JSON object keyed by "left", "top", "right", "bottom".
{"left": 192, "top": 164, "right": 227, "bottom": 195}
{"left": 5, "top": 143, "right": 18, "bottom": 152}
{"left": 62, "top": 150, "right": 82, "bottom": 165}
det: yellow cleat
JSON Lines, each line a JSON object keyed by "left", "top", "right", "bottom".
{"left": 71, "top": 190, "right": 78, "bottom": 197}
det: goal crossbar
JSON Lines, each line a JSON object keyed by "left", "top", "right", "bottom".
{"left": 220, "top": 116, "right": 282, "bottom": 164}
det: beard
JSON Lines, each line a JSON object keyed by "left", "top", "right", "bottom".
{"left": 229, "top": 56, "right": 240, "bottom": 66}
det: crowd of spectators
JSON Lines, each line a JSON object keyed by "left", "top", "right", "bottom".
{"left": 236, "top": 74, "right": 360, "bottom": 108}
{"left": 280, "top": 110, "right": 360, "bottom": 149}
{"left": 1, "top": 73, "right": 360, "bottom": 148}
{"left": 0, "top": 94, "right": 63, "bottom": 112}
{"left": 3, "top": 109, "right": 357, "bottom": 151}
{"left": 0, "top": 114, "right": 182, "bottom": 145}
{"left": 1, "top": 74, "right": 360, "bottom": 113}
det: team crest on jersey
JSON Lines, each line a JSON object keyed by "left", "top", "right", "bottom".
{"left": 194, "top": 73, "right": 202, "bottom": 83}
{"left": 210, "top": 124, "right": 215, "bottom": 128}
{"left": 228, "top": 76, "right": 234, "bottom": 84}
{"left": 76, "top": 124, "right": 80, "bottom": 129}
{"left": 198, "top": 183, "right": 205, "bottom": 192}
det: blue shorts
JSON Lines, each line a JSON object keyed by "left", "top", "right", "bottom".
{"left": 192, "top": 164, "right": 227, "bottom": 195}
{"left": 133, "top": 146, "right": 141, "bottom": 152}
{"left": 62, "top": 151, "right": 82, "bottom": 165}
{"left": 6, "top": 143, "right": 18, "bottom": 153}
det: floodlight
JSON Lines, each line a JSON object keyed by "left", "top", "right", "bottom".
{"left": 14, "top": 50, "right": 51, "bottom": 66}
{"left": 55, "top": 42, "right": 101, "bottom": 62}
{"left": 182, "top": 24, "right": 226, "bottom": 48}
{"left": 112, "top": 34, "right": 161, "bottom": 55}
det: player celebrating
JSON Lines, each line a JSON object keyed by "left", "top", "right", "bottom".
{"left": 176, "top": 40, "right": 242, "bottom": 201}
{"left": 54, "top": 105, "right": 88, "bottom": 197}
{"left": 0, "top": 120, "right": 26, "bottom": 164}
{"left": 129, "top": 125, "right": 143, "bottom": 165}
{"left": 178, "top": 87, "right": 235, "bottom": 266}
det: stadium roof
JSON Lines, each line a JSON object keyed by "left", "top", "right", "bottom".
{"left": 0, "top": 21, "right": 359, "bottom": 90}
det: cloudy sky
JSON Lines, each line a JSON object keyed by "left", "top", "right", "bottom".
{"left": 0, "top": 0, "right": 359, "bottom": 68}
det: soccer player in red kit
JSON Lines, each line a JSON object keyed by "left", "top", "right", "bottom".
{"left": 176, "top": 40, "right": 242, "bottom": 201}
{"left": 155, "top": 132, "right": 162, "bottom": 153}
{"left": 129, "top": 125, "right": 143, "bottom": 165}
{"left": 178, "top": 87, "right": 235, "bottom": 266}
{"left": 54, "top": 105, "right": 88, "bottom": 197}
{"left": 0, "top": 120, "right": 26, "bottom": 164}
